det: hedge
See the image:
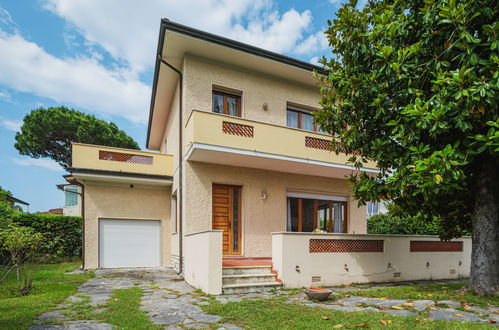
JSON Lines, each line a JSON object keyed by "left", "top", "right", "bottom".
{"left": 10, "top": 213, "right": 82, "bottom": 258}
{"left": 367, "top": 213, "right": 442, "bottom": 236}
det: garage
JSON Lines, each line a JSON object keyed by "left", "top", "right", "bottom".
{"left": 99, "top": 219, "right": 161, "bottom": 268}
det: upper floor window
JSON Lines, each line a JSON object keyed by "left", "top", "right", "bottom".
{"left": 286, "top": 105, "right": 327, "bottom": 134}
{"left": 212, "top": 90, "right": 241, "bottom": 117}
{"left": 65, "top": 186, "right": 78, "bottom": 207}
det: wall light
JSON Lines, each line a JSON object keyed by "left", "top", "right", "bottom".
{"left": 260, "top": 189, "right": 268, "bottom": 200}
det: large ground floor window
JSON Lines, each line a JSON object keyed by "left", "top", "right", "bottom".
{"left": 286, "top": 193, "right": 347, "bottom": 233}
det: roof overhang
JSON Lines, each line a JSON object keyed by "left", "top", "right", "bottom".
{"left": 186, "top": 143, "right": 379, "bottom": 179}
{"left": 146, "top": 19, "right": 328, "bottom": 150}
{"left": 69, "top": 167, "right": 173, "bottom": 188}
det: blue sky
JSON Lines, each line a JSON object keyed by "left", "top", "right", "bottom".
{"left": 0, "top": 0, "right": 349, "bottom": 212}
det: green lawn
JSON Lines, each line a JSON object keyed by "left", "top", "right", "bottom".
{"left": 341, "top": 281, "right": 499, "bottom": 307}
{"left": 0, "top": 262, "right": 93, "bottom": 330}
{"left": 101, "top": 287, "right": 161, "bottom": 330}
{"left": 203, "top": 297, "right": 493, "bottom": 329}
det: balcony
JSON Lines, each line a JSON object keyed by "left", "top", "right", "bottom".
{"left": 70, "top": 143, "right": 173, "bottom": 186}
{"left": 185, "top": 110, "right": 378, "bottom": 178}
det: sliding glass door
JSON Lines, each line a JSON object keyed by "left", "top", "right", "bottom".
{"left": 287, "top": 195, "right": 347, "bottom": 233}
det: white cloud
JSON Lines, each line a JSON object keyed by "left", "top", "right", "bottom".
{"left": 1, "top": 119, "right": 22, "bottom": 132}
{"left": 294, "top": 30, "right": 328, "bottom": 56}
{"left": 11, "top": 157, "right": 63, "bottom": 172}
{"left": 42, "top": 0, "right": 321, "bottom": 72}
{"left": 0, "top": 31, "right": 150, "bottom": 123}
{"left": 0, "top": 2, "right": 328, "bottom": 127}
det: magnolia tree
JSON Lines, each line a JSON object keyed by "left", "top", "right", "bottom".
{"left": 316, "top": 0, "right": 498, "bottom": 294}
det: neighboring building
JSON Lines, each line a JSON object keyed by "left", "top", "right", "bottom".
{"left": 67, "top": 20, "right": 472, "bottom": 294}
{"left": 38, "top": 208, "right": 63, "bottom": 215}
{"left": 5, "top": 195, "right": 29, "bottom": 212}
{"left": 61, "top": 184, "right": 82, "bottom": 216}
{"left": 367, "top": 201, "right": 388, "bottom": 217}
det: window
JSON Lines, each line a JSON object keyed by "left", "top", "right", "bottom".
{"left": 212, "top": 90, "right": 241, "bottom": 117}
{"left": 171, "top": 195, "right": 178, "bottom": 233}
{"left": 286, "top": 193, "right": 347, "bottom": 233}
{"left": 65, "top": 186, "right": 78, "bottom": 207}
{"left": 286, "top": 105, "right": 327, "bottom": 133}
{"left": 367, "top": 202, "right": 380, "bottom": 217}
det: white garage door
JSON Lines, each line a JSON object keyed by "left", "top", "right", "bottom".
{"left": 99, "top": 219, "right": 161, "bottom": 268}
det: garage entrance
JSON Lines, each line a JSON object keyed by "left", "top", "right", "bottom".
{"left": 99, "top": 219, "right": 161, "bottom": 268}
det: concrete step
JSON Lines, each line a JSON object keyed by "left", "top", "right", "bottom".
{"left": 222, "top": 266, "right": 272, "bottom": 275}
{"left": 222, "top": 273, "right": 277, "bottom": 285}
{"left": 222, "top": 281, "right": 282, "bottom": 294}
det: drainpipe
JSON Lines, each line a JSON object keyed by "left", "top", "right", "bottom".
{"left": 158, "top": 56, "right": 183, "bottom": 275}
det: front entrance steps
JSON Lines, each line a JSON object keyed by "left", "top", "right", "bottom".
{"left": 222, "top": 265, "right": 282, "bottom": 294}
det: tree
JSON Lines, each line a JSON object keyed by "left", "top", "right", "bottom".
{"left": 0, "top": 224, "right": 44, "bottom": 295}
{"left": 317, "top": 0, "right": 498, "bottom": 294}
{"left": 15, "top": 107, "right": 140, "bottom": 169}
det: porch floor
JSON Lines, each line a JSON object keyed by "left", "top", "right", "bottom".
{"left": 222, "top": 257, "right": 272, "bottom": 267}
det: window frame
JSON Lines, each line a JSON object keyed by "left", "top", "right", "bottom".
{"left": 286, "top": 105, "right": 327, "bottom": 134}
{"left": 171, "top": 194, "right": 178, "bottom": 234}
{"left": 287, "top": 194, "right": 348, "bottom": 233}
{"left": 212, "top": 90, "right": 242, "bottom": 117}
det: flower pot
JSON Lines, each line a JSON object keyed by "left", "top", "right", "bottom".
{"left": 304, "top": 288, "right": 332, "bottom": 301}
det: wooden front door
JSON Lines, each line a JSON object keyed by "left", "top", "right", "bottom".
{"left": 212, "top": 184, "right": 242, "bottom": 255}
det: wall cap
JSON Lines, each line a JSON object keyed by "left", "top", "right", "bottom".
{"left": 270, "top": 232, "right": 472, "bottom": 239}
{"left": 185, "top": 230, "right": 224, "bottom": 237}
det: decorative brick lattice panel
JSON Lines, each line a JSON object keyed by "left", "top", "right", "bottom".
{"left": 222, "top": 121, "right": 254, "bottom": 137}
{"left": 410, "top": 241, "right": 463, "bottom": 252}
{"left": 99, "top": 150, "right": 153, "bottom": 165}
{"left": 305, "top": 136, "right": 332, "bottom": 151}
{"left": 309, "top": 239, "right": 384, "bottom": 253}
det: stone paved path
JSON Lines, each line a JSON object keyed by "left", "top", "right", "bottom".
{"left": 31, "top": 269, "right": 497, "bottom": 329}
{"left": 30, "top": 268, "right": 240, "bottom": 330}
{"left": 213, "top": 282, "right": 499, "bottom": 326}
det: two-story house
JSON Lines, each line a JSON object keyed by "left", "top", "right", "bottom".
{"left": 68, "top": 20, "right": 470, "bottom": 294}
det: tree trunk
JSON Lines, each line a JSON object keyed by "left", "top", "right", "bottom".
{"left": 468, "top": 156, "right": 499, "bottom": 295}
{"left": 16, "top": 263, "right": 20, "bottom": 293}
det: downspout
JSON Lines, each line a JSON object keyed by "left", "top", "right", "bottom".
{"left": 158, "top": 56, "right": 183, "bottom": 275}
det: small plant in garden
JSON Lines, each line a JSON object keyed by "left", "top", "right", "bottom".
{"left": 0, "top": 224, "right": 44, "bottom": 295}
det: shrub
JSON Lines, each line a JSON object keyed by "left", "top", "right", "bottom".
{"left": 10, "top": 213, "right": 82, "bottom": 258}
{"left": 0, "top": 224, "right": 44, "bottom": 295}
{"left": 367, "top": 213, "right": 442, "bottom": 236}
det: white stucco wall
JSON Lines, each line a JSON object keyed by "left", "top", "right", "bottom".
{"left": 272, "top": 233, "right": 472, "bottom": 288}
{"left": 184, "top": 230, "right": 223, "bottom": 294}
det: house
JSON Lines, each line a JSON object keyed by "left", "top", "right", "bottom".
{"left": 68, "top": 20, "right": 471, "bottom": 294}
{"left": 56, "top": 183, "right": 82, "bottom": 216}
{"left": 5, "top": 195, "right": 29, "bottom": 212}
{"left": 38, "top": 208, "right": 63, "bottom": 215}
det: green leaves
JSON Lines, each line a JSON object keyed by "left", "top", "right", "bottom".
{"left": 14, "top": 107, "right": 140, "bottom": 169}
{"left": 318, "top": 0, "right": 498, "bottom": 238}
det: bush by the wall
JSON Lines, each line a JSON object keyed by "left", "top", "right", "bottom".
{"left": 367, "top": 213, "right": 443, "bottom": 236}
{"left": 10, "top": 213, "right": 82, "bottom": 258}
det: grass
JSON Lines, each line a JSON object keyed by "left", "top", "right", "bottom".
{"left": 0, "top": 262, "right": 93, "bottom": 330}
{"left": 340, "top": 281, "right": 499, "bottom": 307}
{"left": 100, "top": 287, "right": 161, "bottom": 330}
{"left": 202, "top": 297, "right": 493, "bottom": 329}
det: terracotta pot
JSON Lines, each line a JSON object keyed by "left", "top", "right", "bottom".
{"left": 304, "top": 288, "right": 332, "bottom": 301}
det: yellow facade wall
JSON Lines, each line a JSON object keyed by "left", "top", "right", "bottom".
{"left": 83, "top": 184, "right": 171, "bottom": 269}
{"left": 184, "top": 162, "right": 367, "bottom": 258}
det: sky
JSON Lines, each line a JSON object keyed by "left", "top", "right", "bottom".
{"left": 0, "top": 0, "right": 352, "bottom": 212}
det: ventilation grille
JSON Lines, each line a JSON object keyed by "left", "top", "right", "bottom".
{"left": 311, "top": 276, "right": 321, "bottom": 282}
{"left": 305, "top": 136, "right": 332, "bottom": 151}
{"left": 99, "top": 150, "right": 153, "bottom": 165}
{"left": 309, "top": 239, "right": 384, "bottom": 253}
{"left": 410, "top": 241, "right": 463, "bottom": 252}
{"left": 222, "top": 121, "right": 254, "bottom": 137}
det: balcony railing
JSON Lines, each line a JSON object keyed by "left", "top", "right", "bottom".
{"left": 71, "top": 143, "right": 173, "bottom": 176}
{"left": 185, "top": 110, "right": 377, "bottom": 171}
